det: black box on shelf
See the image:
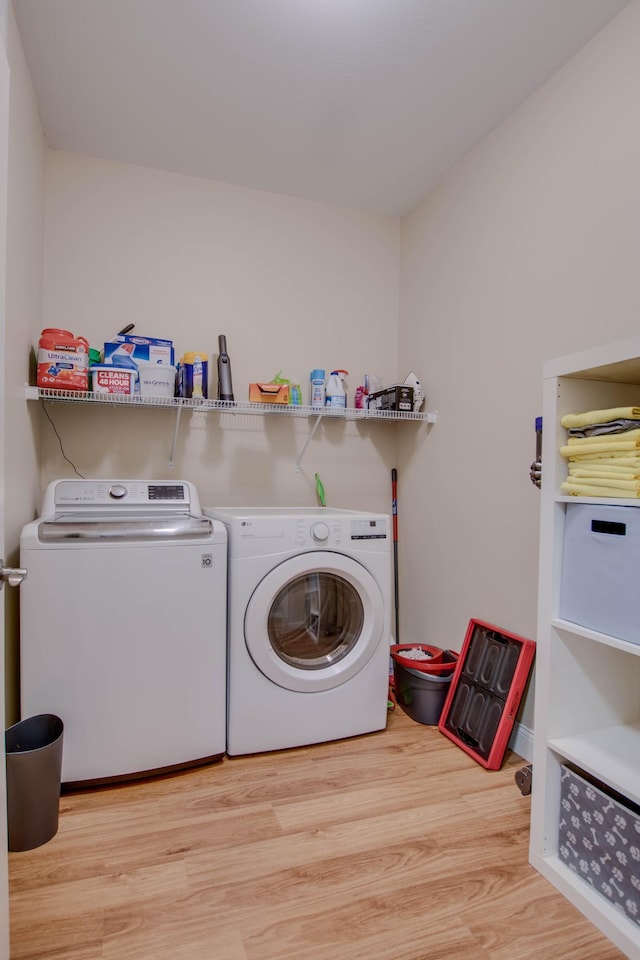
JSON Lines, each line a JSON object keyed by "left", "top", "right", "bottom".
{"left": 368, "top": 385, "right": 414, "bottom": 412}
{"left": 559, "top": 764, "right": 640, "bottom": 928}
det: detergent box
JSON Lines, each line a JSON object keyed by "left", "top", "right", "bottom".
{"left": 103, "top": 335, "right": 175, "bottom": 368}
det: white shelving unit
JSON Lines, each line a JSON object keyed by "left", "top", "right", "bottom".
{"left": 26, "top": 385, "right": 437, "bottom": 469}
{"left": 530, "top": 336, "right": 640, "bottom": 960}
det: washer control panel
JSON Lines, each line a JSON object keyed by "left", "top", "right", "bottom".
{"left": 297, "top": 516, "right": 345, "bottom": 547}
{"left": 204, "top": 508, "right": 389, "bottom": 556}
{"left": 299, "top": 516, "right": 387, "bottom": 546}
{"left": 43, "top": 480, "right": 197, "bottom": 516}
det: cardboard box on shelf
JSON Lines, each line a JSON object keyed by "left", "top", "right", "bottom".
{"left": 368, "top": 384, "right": 414, "bottom": 412}
{"left": 249, "top": 383, "right": 289, "bottom": 404}
{"left": 103, "top": 335, "right": 175, "bottom": 368}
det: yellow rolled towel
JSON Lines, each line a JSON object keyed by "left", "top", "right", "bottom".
{"left": 561, "top": 407, "right": 640, "bottom": 429}
{"left": 567, "top": 450, "right": 640, "bottom": 462}
{"left": 561, "top": 440, "right": 640, "bottom": 458}
{"left": 563, "top": 476, "right": 640, "bottom": 493}
{"left": 579, "top": 456, "right": 640, "bottom": 467}
{"left": 567, "top": 428, "right": 640, "bottom": 445}
{"left": 569, "top": 467, "right": 640, "bottom": 480}
{"left": 561, "top": 481, "right": 640, "bottom": 498}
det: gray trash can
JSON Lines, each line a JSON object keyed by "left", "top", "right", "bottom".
{"left": 5, "top": 714, "right": 64, "bottom": 852}
{"left": 392, "top": 649, "right": 458, "bottom": 726}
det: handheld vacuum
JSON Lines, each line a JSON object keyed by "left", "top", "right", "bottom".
{"left": 217, "top": 335, "right": 234, "bottom": 401}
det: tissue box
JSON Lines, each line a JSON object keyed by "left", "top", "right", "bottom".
{"left": 103, "top": 335, "right": 174, "bottom": 367}
{"left": 249, "top": 383, "right": 289, "bottom": 404}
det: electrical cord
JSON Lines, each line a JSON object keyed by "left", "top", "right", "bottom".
{"left": 42, "top": 401, "right": 86, "bottom": 479}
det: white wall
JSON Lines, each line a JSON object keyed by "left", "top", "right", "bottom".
{"left": 1, "top": 4, "right": 45, "bottom": 952}
{"left": 0, "top": 1, "right": 7, "bottom": 45}
{"left": 39, "top": 151, "right": 404, "bottom": 514}
{"left": 0, "top": 12, "right": 9, "bottom": 960}
{"left": 398, "top": 0, "right": 640, "bottom": 734}
{"left": 10, "top": 0, "right": 640, "bottom": 751}
{"left": 4, "top": 6, "right": 45, "bottom": 719}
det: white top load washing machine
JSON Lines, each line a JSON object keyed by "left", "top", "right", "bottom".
{"left": 204, "top": 506, "right": 391, "bottom": 756}
{"left": 20, "top": 479, "right": 227, "bottom": 786}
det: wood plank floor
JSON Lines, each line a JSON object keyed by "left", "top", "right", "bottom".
{"left": 9, "top": 709, "right": 626, "bottom": 960}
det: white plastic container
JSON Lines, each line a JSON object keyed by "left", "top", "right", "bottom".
{"left": 90, "top": 365, "right": 137, "bottom": 395}
{"left": 137, "top": 363, "right": 176, "bottom": 398}
{"left": 38, "top": 328, "right": 89, "bottom": 391}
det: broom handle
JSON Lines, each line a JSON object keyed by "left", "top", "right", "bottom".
{"left": 391, "top": 468, "right": 399, "bottom": 643}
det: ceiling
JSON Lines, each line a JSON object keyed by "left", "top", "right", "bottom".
{"left": 12, "top": 0, "right": 630, "bottom": 217}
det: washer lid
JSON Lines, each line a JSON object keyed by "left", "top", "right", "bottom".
{"left": 37, "top": 514, "right": 213, "bottom": 542}
{"left": 35, "top": 478, "right": 214, "bottom": 541}
{"left": 244, "top": 551, "right": 385, "bottom": 692}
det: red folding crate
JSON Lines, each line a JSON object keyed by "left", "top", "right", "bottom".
{"left": 437, "top": 618, "right": 535, "bottom": 770}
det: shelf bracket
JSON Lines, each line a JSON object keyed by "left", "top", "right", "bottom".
{"left": 169, "top": 405, "right": 182, "bottom": 469}
{"left": 295, "top": 412, "right": 325, "bottom": 472}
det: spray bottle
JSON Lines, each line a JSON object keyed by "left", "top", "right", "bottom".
{"left": 289, "top": 380, "right": 302, "bottom": 406}
{"left": 182, "top": 351, "right": 208, "bottom": 399}
{"left": 325, "top": 370, "right": 348, "bottom": 408}
{"left": 217, "top": 335, "right": 234, "bottom": 401}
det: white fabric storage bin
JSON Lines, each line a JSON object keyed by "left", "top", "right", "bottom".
{"left": 559, "top": 503, "right": 640, "bottom": 645}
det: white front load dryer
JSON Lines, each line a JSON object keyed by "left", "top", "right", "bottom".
{"left": 204, "top": 507, "right": 391, "bottom": 756}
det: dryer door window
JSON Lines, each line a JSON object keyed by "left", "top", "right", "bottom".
{"left": 244, "top": 551, "right": 385, "bottom": 692}
{"left": 268, "top": 572, "right": 364, "bottom": 670}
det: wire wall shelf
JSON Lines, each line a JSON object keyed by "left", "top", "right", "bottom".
{"left": 27, "top": 385, "right": 436, "bottom": 471}
{"left": 26, "top": 386, "right": 436, "bottom": 424}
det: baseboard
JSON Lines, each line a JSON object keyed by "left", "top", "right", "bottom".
{"left": 509, "top": 720, "right": 534, "bottom": 763}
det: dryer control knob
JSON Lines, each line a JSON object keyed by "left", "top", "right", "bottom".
{"left": 109, "top": 484, "right": 127, "bottom": 500}
{"left": 310, "top": 521, "right": 329, "bottom": 542}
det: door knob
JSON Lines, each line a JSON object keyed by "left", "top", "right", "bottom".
{"left": 0, "top": 560, "right": 27, "bottom": 589}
